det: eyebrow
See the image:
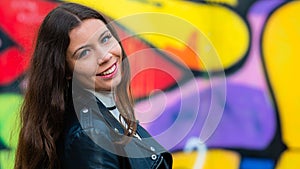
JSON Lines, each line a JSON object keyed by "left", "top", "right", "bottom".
{"left": 71, "top": 29, "right": 110, "bottom": 57}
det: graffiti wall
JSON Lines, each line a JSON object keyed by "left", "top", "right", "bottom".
{"left": 0, "top": 0, "right": 299, "bottom": 168}
{"left": 0, "top": 0, "right": 59, "bottom": 168}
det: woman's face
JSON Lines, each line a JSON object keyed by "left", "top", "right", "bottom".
{"left": 66, "top": 19, "right": 123, "bottom": 91}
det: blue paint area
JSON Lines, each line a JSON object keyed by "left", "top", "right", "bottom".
{"left": 0, "top": 138, "right": 8, "bottom": 150}
{"left": 240, "top": 157, "right": 275, "bottom": 169}
{"left": 0, "top": 140, "right": 5, "bottom": 150}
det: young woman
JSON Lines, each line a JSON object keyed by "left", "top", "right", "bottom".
{"left": 14, "top": 2, "right": 172, "bottom": 169}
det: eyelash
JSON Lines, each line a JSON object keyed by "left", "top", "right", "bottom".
{"left": 100, "top": 33, "right": 112, "bottom": 44}
{"left": 79, "top": 49, "right": 90, "bottom": 58}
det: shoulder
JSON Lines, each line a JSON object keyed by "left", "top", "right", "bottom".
{"left": 63, "top": 103, "right": 124, "bottom": 150}
{"left": 61, "top": 126, "right": 122, "bottom": 169}
{"left": 63, "top": 111, "right": 112, "bottom": 149}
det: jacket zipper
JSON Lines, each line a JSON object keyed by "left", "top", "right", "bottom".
{"left": 153, "top": 156, "right": 164, "bottom": 169}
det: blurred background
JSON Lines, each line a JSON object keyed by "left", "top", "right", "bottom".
{"left": 0, "top": 0, "right": 299, "bottom": 168}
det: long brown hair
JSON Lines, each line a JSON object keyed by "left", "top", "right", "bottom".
{"left": 14, "top": 3, "right": 136, "bottom": 169}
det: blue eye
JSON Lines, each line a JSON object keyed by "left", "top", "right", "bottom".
{"left": 79, "top": 49, "right": 90, "bottom": 58}
{"left": 101, "top": 34, "right": 112, "bottom": 43}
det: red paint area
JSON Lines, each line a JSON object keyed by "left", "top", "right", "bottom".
{"left": 0, "top": 0, "right": 58, "bottom": 85}
{"left": 116, "top": 28, "right": 184, "bottom": 99}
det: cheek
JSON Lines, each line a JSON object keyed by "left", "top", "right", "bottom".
{"left": 72, "top": 60, "right": 98, "bottom": 77}
{"left": 112, "top": 42, "right": 123, "bottom": 58}
{"left": 118, "top": 46, "right": 123, "bottom": 59}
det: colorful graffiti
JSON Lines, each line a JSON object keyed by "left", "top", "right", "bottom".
{"left": 0, "top": 0, "right": 59, "bottom": 168}
{"left": 1, "top": 0, "right": 299, "bottom": 168}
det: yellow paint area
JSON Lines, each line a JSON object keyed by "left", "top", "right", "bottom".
{"left": 262, "top": 1, "right": 300, "bottom": 148}
{"left": 65, "top": 0, "right": 249, "bottom": 72}
{"left": 204, "top": 0, "right": 238, "bottom": 6}
{"left": 172, "top": 149, "right": 240, "bottom": 169}
{"left": 276, "top": 150, "right": 300, "bottom": 169}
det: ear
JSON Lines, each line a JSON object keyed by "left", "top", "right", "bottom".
{"left": 65, "top": 63, "right": 73, "bottom": 80}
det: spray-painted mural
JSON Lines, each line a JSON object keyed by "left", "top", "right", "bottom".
{"left": 0, "top": 1, "right": 59, "bottom": 168}
{"left": 0, "top": 0, "right": 299, "bottom": 168}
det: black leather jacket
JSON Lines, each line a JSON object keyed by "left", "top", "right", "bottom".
{"left": 58, "top": 91, "right": 172, "bottom": 169}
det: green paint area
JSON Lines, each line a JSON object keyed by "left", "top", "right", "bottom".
{"left": 0, "top": 93, "right": 23, "bottom": 169}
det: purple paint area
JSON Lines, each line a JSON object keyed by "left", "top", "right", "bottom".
{"left": 249, "top": 0, "right": 284, "bottom": 15}
{"left": 146, "top": 82, "right": 276, "bottom": 152}
{"left": 227, "top": 0, "right": 285, "bottom": 99}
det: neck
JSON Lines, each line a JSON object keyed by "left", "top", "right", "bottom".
{"left": 86, "top": 89, "right": 116, "bottom": 108}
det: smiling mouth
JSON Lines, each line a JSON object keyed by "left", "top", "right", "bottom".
{"left": 97, "top": 63, "right": 117, "bottom": 77}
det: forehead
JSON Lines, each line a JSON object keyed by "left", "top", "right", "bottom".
{"left": 68, "top": 19, "right": 107, "bottom": 49}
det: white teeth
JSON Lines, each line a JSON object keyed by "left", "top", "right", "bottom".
{"left": 101, "top": 64, "right": 116, "bottom": 75}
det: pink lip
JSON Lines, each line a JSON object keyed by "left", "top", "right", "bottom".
{"left": 96, "top": 62, "right": 118, "bottom": 79}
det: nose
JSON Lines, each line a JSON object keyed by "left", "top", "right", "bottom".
{"left": 97, "top": 52, "right": 112, "bottom": 65}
